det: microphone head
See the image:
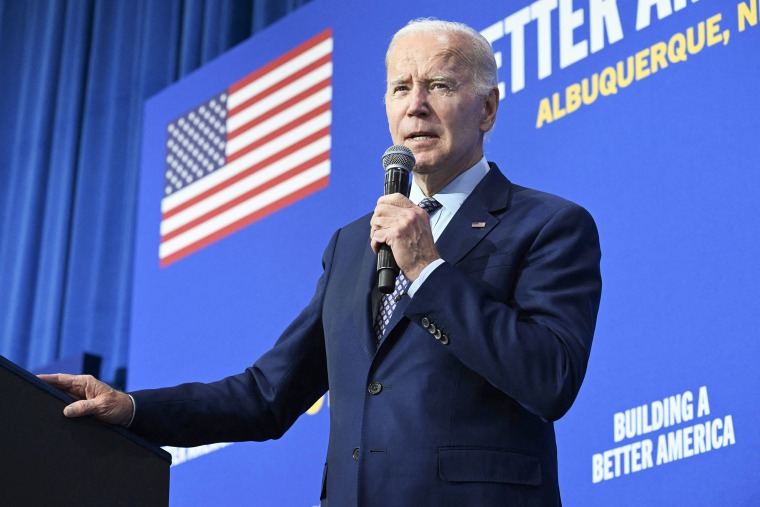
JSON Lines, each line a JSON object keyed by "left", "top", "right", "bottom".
{"left": 382, "top": 145, "right": 415, "bottom": 173}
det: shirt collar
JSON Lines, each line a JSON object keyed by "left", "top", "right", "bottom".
{"left": 409, "top": 157, "right": 490, "bottom": 213}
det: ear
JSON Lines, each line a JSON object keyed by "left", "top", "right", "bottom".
{"left": 479, "top": 87, "right": 499, "bottom": 133}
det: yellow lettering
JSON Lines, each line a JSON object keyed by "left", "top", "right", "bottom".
{"left": 534, "top": 6, "right": 743, "bottom": 132}
{"left": 616, "top": 56, "right": 634, "bottom": 88}
{"left": 536, "top": 98, "right": 554, "bottom": 128}
{"left": 650, "top": 42, "right": 668, "bottom": 73}
{"left": 600, "top": 66, "right": 618, "bottom": 95}
{"left": 566, "top": 84, "right": 582, "bottom": 113}
{"left": 706, "top": 14, "right": 723, "bottom": 46}
{"left": 552, "top": 92, "right": 567, "bottom": 120}
{"left": 738, "top": 0, "right": 758, "bottom": 32}
{"left": 668, "top": 32, "right": 688, "bottom": 62}
{"left": 635, "top": 48, "right": 651, "bottom": 81}
{"left": 687, "top": 23, "right": 705, "bottom": 54}
{"left": 582, "top": 74, "right": 599, "bottom": 105}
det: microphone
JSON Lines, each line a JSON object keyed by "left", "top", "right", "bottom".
{"left": 377, "top": 145, "right": 415, "bottom": 294}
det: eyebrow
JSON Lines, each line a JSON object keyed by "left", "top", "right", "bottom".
{"left": 387, "top": 75, "right": 457, "bottom": 87}
{"left": 429, "top": 75, "right": 456, "bottom": 85}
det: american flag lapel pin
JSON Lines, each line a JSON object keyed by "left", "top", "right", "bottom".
{"left": 471, "top": 222, "right": 486, "bottom": 228}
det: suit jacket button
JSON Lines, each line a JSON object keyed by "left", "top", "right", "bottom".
{"left": 434, "top": 328, "right": 442, "bottom": 339}
{"left": 368, "top": 381, "right": 383, "bottom": 395}
{"left": 352, "top": 447, "right": 360, "bottom": 461}
{"left": 421, "top": 317, "right": 430, "bottom": 329}
{"left": 428, "top": 323, "right": 437, "bottom": 334}
{"left": 440, "top": 334, "right": 450, "bottom": 345}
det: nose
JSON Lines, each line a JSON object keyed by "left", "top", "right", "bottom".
{"left": 406, "top": 87, "right": 430, "bottom": 117}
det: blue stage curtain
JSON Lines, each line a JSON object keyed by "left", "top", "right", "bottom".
{"left": 0, "top": 0, "right": 310, "bottom": 383}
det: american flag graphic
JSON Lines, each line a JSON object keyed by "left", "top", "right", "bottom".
{"left": 159, "top": 29, "right": 333, "bottom": 267}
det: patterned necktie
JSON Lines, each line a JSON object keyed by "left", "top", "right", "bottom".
{"left": 374, "top": 197, "right": 442, "bottom": 343}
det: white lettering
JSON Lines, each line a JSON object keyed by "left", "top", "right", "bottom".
{"left": 636, "top": 0, "right": 673, "bottom": 30}
{"left": 559, "top": 0, "right": 588, "bottom": 68}
{"left": 531, "top": 0, "right": 558, "bottom": 79}
{"left": 650, "top": 400, "right": 664, "bottom": 432}
{"left": 504, "top": 7, "right": 532, "bottom": 92}
{"left": 682, "top": 390, "right": 694, "bottom": 421}
{"left": 614, "top": 411, "right": 625, "bottom": 442}
{"left": 723, "top": 415, "right": 736, "bottom": 445}
{"left": 590, "top": 0, "right": 624, "bottom": 53}
{"left": 697, "top": 385, "right": 710, "bottom": 417}
{"left": 592, "top": 453, "right": 604, "bottom": 483}
{"left": 592, "top": 440, "right": 654, "bottom": 482}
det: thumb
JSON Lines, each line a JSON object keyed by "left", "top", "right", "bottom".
{"left": 63, "top": 399, "right": 96, "bottom": 418}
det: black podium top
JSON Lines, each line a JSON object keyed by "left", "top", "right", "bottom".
{"left": 0, "top": 355, "right": 171, "bottom": 506}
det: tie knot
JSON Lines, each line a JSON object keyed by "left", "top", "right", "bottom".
{"left": 418, "top": 197, "right": 441, "bottom": 215}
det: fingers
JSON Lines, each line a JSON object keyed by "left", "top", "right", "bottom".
{"left": 376, "top": 193, "right": 415, "bottom": 208}
{"left": 40, "top": 373, "right": 133, "bottom": 426}
{"left": 38, "top": 373, "right": 74, "bottom": 389}
{"left": 369, "top": 194, "right": 440, "bottom": 280}
{"left": 38, "top": 373, "right": 86, "bottom": 399}
{"left": 64, "top": 399, "right": 97, "bottom": 418}
{"left": 370, "top": 199, "right": 427, "bottom": 245}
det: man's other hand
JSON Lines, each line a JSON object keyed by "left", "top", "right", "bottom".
{"left": 38, "top": 373, "right": 133, "bottom": 426}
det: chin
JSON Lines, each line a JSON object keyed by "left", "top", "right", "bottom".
{"left": 410, "top": 155, "right": 440, "bottom": 173}
{"left": 411, "top": 163, "right": 435, "bottom": 175}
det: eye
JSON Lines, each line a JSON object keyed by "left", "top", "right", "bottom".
{"left": 430, "top": 81, "right": 452, "bottom": 94}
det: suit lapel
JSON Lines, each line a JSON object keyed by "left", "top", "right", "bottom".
{"left": 436, "top": 164, "right": 511, "bottom": 264}
{"left": 355, "top": 238, "right": 381, "bottom": 359}
{"left": 377, "top": 164, "right": 512, "bottom": 348}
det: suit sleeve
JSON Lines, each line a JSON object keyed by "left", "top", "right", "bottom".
{"left": 404, "top": 204, "right": 602, "bottom": 422}
{"left": 128, "top": 230, "right": 339, "bottom": 447}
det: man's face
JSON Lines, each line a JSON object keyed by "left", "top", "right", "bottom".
{"left": 385, "top": 32, "right": 496, "bottom": 185}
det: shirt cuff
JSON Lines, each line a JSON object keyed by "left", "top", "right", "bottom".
{"left": 407, "top": 259, "right": 445, "bottom": 297}
{"left": 126, "top": 393, "right": 136, "bottom": 428}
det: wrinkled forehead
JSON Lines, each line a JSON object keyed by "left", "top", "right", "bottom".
{"left": 385, "top": 32, "right": 472, "bottom": 81}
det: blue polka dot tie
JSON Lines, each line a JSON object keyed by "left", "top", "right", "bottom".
{"left": 374, "top": 197, "right": 442, "bottom": 343}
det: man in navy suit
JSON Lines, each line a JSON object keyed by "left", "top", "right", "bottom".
{"left": 42, "top": 19, "right": 601, "bottom": 506}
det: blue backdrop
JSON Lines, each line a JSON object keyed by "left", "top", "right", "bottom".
{"left": 130, "top": 0, "right": 759, "bottom": 505}
{"left": 0, "top": 0, "right": 311, "bottom": 384}
{"left": 2, "top": 0, "right": 757, "bottom": 505}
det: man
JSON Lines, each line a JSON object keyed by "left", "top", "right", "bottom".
{"left": 42, "top": 19, "right": 601, "bottom": 506}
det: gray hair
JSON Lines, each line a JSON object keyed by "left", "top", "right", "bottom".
{"left": 386, "top": 18, "right": 498, "bottom": 97}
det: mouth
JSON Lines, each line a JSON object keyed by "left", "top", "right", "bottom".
{"left": 405, "top": 131, "right": 438, "bottom": 142}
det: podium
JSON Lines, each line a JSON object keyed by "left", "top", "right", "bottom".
{"left": 0, "top": 355, "right": 171, "bottom": 506}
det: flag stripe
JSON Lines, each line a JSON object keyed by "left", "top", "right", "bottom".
{"left": 228, "top": 77, "right": 331, "bottom": 145}
{"left": 160, "top": 175, "right": 329, "bottom": 267}
{"left": 161, "top": 151, "right": 329, "bottom": 242}
{"left": 226, "top": 102, "right": 331, "bottom": 164}
{"left": 162, "top": 132, "right": 330, "bottom": 223}
{"left": 228, "top": 54, "right": 332, "bottom": 124}
{"left": 160, "top": 161, "right": 330, "bottom": 260}
{"left": 228, "top": 73, "right": 332, "bottom": 143}
{"left": 160, "top": 29, "right": 333, "bottom": 266}
{"left": 227, "top": 84, "right": 331, "bottom": 156}
{"left": 228, "top": 29, "right": 332, "bottom": 99}
{"left": 162, "top": 113, "right": 330, "bottom": 214}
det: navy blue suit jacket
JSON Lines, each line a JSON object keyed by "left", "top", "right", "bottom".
{"left": 131, "top": 164, "right": 602, "bottom": 506}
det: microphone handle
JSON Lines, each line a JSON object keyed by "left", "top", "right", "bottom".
{"left": 377, "top": 166, "right": 410, "bottom": 294}
{"left": 377, "top": 245, "right": 398, "bottom": 294}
